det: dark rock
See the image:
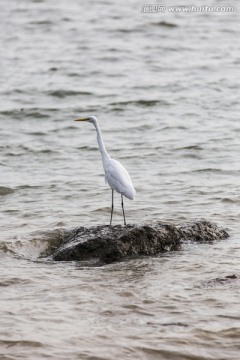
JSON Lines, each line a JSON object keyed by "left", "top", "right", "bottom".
{"left": 201, "top": 274, "right": 238, "bottom": 288}
{"left": 51, "top": 220, "right": 229, "bottom": 265}
{"left": 178, "top": 220, "right": 229, "bottom": 242}
{"left": 215, "top": 274, "right": 238, "bottom": 282}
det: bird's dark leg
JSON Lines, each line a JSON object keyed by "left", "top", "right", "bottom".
{"left": 110, "top": 189, "right": 114, "bottom": 225}
{"left": 121, "top": 194, "right": 127, "bottom": 226}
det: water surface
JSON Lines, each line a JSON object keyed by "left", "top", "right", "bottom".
{"left": 0, "top": 1, "right": 240, "bottom": 359}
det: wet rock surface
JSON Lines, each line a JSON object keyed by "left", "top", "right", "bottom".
{"left": 200, "top": 274, "right": 239, "bottom": 288}
{"left": 51, "top": 220, "right": 229, "bottom": 265}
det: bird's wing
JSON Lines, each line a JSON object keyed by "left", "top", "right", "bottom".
{"left": 104, "top": 159, "right": 135, "bottom": 199}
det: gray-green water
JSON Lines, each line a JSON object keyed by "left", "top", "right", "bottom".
{"left": 0, "top": 1, "right": 240, "bottom": 359}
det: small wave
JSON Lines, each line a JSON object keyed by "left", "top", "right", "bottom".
{"left": 30, "top": 148, "right": 58, "bottom": 155}
{"left": 27, "top": 131, "right": 47, "bottom": 136}
{"left": 0, "top": 229, "right": 65, "bottom": 260}
{"left": 0, "top": 277, "right": 30, "bottom": 287}
{"left": 91, "top": 207, "right": 112, "bottom": 214}
{"left": 24, "top": 110, "right": 49, "bottom": 119}
{"left": 151, "top": 21, "right": 178, "bottom": 28}
{"left": 29, "top": 20, "right": 53, "bottom": 26}
{"left": 48, "top": 90, "right": 93, "bottom": 98}
{"left": 0, "top": 109, "right": 49, "bottom": 119}
{"left": 116, "top": 28, "right": 141, "bottom": 33}
{"left": 147, "top": 321, "right": 188, "bottom": 327}
{"left": 0, "top": 339, "right": 43, "bottom": 348}
{"left": 193, "top": 168, "right": 223, "bottom": 173}
{"left": 110, "top": 99, "right": 169, "bottom": 108}
{"left": 176, "top": 145, "right": 203, "bottom": 151}
{"left": 16, "top": 185, "right": 41, "bottom": 190}
{"left": 0, "top": 186, "right": 14, "bottom": 196}
{"left": 5, "top": 146, "right": 57, "bottom": 156}
{"left": 2, "top": 89, "right": 24, "bottom": 95}
{"left": 76, "top": 145, "right": 97, "bottom": 151}
{"left": 67, "top": 72, "right": 81, "bottom": 77}
{"left": 222, "top": 198, "right": 236, "bottom": 204}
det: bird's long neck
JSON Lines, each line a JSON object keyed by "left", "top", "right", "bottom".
{"left": 93, "top": 121, "right": 110, "bottom": 164}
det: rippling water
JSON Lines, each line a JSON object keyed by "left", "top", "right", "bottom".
{"left": 1, "top": 1, "right": 240, "bottom": 359}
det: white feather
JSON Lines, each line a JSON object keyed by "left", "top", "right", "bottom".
{"left": 75, "top": 115, "right": 136, "bottom": 225}
{"left": 104, "top": 158, "right": 135, "bottom": 200}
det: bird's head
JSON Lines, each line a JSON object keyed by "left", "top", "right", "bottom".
{"left": 74, "top": 115, "right": 97, "bottom": 124}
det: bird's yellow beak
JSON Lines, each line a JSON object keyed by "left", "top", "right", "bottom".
{"left": 74, "top": 117, "right": 89, "bottom": 122}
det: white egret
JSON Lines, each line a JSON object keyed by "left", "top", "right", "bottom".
{"left": 74, "top": 116, "right": 135, "bottom": 225}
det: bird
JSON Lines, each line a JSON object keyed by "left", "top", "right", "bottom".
{"left": 74, "top": 116, "right": 135, "bottom": 225}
